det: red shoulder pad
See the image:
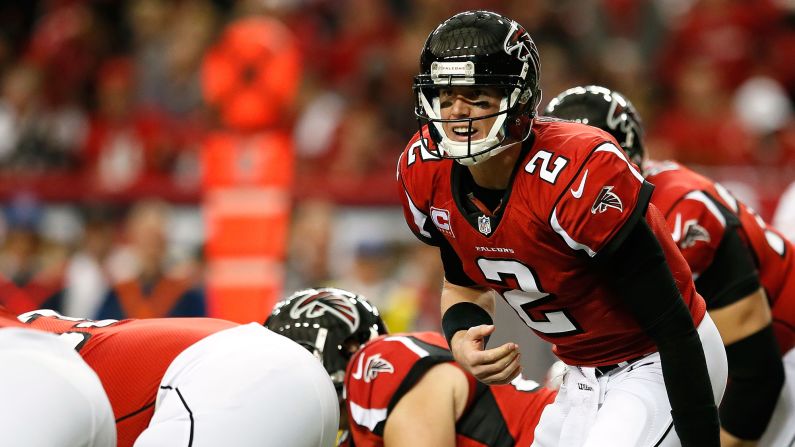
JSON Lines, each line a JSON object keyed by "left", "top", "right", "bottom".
{"left": 397, "top": 129, "right": 450, "bottom": 246}
{"left": 666, "top": 191, "right": 729, "bottom": 276}
{"left": 345, "top": 332, "right": 452, "bottom": 439}
{"left": 549, "top": 142, "right": 648, "bottom": 256}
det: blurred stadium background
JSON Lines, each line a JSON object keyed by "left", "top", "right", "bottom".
{"left": 1, "top": 0, "right": 794, "bottom": 379}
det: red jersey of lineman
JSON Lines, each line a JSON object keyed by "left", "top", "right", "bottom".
{"left": 645, "top": 160, "right": 795, "bottom": 353}
{"left": 345, "top": 332, "right": 556, "bottom": 447}
{"left": 0, "top": 307, "right": 28, "bottom": 327}
{"left": 18, "top": 310, "right": 238, "bottom": 447}
{"left": 398, "top": 119, "right": 706, "bottom": 366}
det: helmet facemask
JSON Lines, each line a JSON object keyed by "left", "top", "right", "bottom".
{"left": 414, "top": 68, "right": 534, "bottom": 166}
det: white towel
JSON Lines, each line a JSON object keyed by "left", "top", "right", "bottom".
{"left": 558, "top": 366, "right": 600, "bottom": 447}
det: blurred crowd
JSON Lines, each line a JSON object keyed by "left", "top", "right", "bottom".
{"left": 1, "top": 0, "right": 795, "bottom": 330}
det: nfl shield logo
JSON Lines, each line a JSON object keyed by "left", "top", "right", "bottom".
{"left": 477, "top": 215, "right": 492, "bottom": 235}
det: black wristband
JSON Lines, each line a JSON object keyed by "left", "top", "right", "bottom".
{"left": 442, "top": 302, "right": 493, "bottom": 347}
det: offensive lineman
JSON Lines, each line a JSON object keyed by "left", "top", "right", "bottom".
{"left": 266, "top": 287, "right": 558, "bottom": 447}
{"left": 0, "top": 307, "right": 116, "bottom": 446}
{"left": 545, "top": 85, "right": 795, "bottom": 447}
{"left": 15, "top": 308, "right": 338, "bottom": 447}
{"left": 399, "top": 10, "right": 727, "bottom": 447}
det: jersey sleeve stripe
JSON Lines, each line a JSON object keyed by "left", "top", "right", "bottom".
{"left": 684, "top": 191, "right": 727, "bottom": 228}
{"left": 550, "top": 208, "right": 597, "bottom": 257}
{"left": 349, "top": 401, "right": 388, "bottom": 431}
{"left": 594, "top": 143, "right": 644, "bottom": 183}
{"left": 384, "top": 336, "right": 430, "bottom": 358}
{"left": 714, "top": 183, "right": 739, "bottom": 212}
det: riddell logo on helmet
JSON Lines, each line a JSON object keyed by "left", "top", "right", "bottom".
{"left": 504, "top": 22, "right": 533, "bottom": 62}
{"left": 290, "top": 291, "right": 361, "bottom": 331}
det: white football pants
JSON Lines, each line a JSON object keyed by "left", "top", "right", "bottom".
{"left": 759, "top": 348, "right": 795, "bottom": 446}
{"left": 0, "top": 327, "right": 117, "bottom": 447}
{"left": 532, "top": 313, "right": 728, "bottom": 447}
{"left": 134, "top": 323, "right": 339, "bottom": 447}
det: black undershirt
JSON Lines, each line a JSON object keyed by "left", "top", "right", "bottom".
{"left": 460, "top": 168, "right": 506, "bottom": 215}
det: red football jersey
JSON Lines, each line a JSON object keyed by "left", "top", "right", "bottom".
{"left": 398, "top": 120, "right": 705, "bottom": 365}
{"left": 345, "top": 332, "right": 556, "bottom": 447}
{"left": 17, "top": 310, "right": 238, "bottom": 447}
{"left": 0, "top": 307, "right": 28, "bottom": 328}
{"left": 645, "top": 160, "right": 795, "bottom": 353}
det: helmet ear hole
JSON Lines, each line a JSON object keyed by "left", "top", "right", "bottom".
{"left": 507, "top": 115, "right": 532, "bottom": 140}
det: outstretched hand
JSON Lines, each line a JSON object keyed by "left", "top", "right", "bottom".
{"left": 449, "top": 325, "right": 522, "bottom": 385}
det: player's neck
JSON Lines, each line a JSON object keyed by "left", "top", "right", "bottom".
{"left": 467, "top": 143, "right": 522, "bottom": 190}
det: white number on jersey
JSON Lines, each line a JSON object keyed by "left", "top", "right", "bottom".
{"left": 524, "top": 150, "right": 568, "bottom": 184}
{"left": 406, "top": 138, "right": 439, "bottom": 166}
{"left": 477, "top": 259, "right": 580, "bottom": 335}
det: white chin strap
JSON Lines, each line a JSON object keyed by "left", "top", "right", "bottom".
{"left": 421, "top": 88, "right": 521, "bottom": 166}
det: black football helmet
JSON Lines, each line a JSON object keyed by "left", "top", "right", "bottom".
{"left": 544, "top": 85, "right": 645, "bottom": 166}
{"left": 264, "top": 287, "right": 387, "bottom": 395}
{"left": 413, "top": 10, "right": 542, "bottom": 165}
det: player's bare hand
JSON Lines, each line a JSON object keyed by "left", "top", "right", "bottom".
{"left": 719, "top": 428, "right": 757, "bottom": 447}
{"left": 450, "top": 325, "right": 522, "bottom": 385}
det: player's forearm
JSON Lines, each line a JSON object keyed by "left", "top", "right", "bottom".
{"left": 653, "top": 313, "right": 720, "bottom": 447}
{"left": 719, "top": 324, "right": 783, "bottom": 441}
{"left": 601, "top": 219, "right": 719, "bottom": 446}
{"left": 441, "top": 280, "right": 495, "bottom": 315}
{"left": 441, "top": 282, "right": 495, "bottom": 347}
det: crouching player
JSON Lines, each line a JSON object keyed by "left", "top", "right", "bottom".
{"left": 15, "top": 308, "right": 338, "bottom": 447}
{"left": 266, "top": 287, "right": 558, "bottom": 446}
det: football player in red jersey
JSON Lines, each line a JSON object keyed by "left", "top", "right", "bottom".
{"left": 545, "top": 85, "right": 795, "bottom": 447}
{"left": 400, "top": 10, "right": 727, "bottom": 447}
{"left": 265, "top": 287, "right": 558, "bottom": 447}
{"left": 13, "top": 308, "right": 338, "bottom": 447}
{"left": 0, "top": 307, "right": 116, "bottom": 446}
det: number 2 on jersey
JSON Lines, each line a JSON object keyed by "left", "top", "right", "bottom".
{"left": 477, "top": 258, "right": 581, "bottom": 336}
{"left": 525, "top": 150, "right": 568, "bottom": 184}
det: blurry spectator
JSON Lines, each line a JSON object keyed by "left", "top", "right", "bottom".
{"left": 82, "top": 57, "right": 173, "bottom": 191}
{"left": 26, "top": 1, "right": 109, "bottom": 108}
{"left": 0, "top": 194, "right": 65, "bottom": 314}
{"left": 774, "top": 181, "right": 795, "bottom": 242}
{"left": 62, "top": 207, "right": 116, "bottom": 319}
{"left": 0, "top": 61, "right": 88, "bottom": 172}
{"left": 379, "top": 242, "right": 444, "bottom": 333}
{"left": 97, "top": 199, "right": 205, "bottom": 319}
{"left": 285, "top": 199, "right": 335, "bottom": 291}
{"left": 657, "top": 0, "right": 783, "bottom": 90}
{"left": 0, "top": 63, "right": 43, "bottom": 166}
{"left": 733, "top": 75, "right": 795, "bottom": 165}
{"left": 647, "top": 58, "right": 756, "bottom": 164}
{"left": 133, "top": 0, "right": 216, "bottom": 116}
{"left": 331, "top": 238, "right": 399, "bottom": 313}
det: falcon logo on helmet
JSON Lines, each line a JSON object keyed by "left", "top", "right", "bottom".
{"left": 504, "top": 22, "right": 534, "bottom": 63}
{"left": 290, "top": 290, "right": 361, "bottom": 331}
{"left": 591, "top": 186, "right": 624, "bottom": 214}
{"left": 544, "top": 86, "right": 646, "bottom": 167}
